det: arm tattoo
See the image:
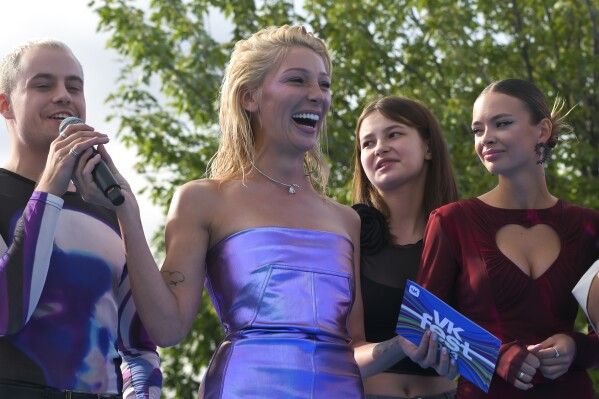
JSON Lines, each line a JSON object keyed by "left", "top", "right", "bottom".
{"left": 373, "top": 338, "right": 399, "bottom": 359}
{"left": 161, "top": 270, "right": 185, "bottom": 287}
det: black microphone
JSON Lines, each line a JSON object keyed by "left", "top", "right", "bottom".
{"left": 59, "top": 117, "right": 125, "bottom": 206}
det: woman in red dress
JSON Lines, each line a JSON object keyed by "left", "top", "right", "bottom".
{"left": 417, "top": 78, "right": 599, "bottom": 398}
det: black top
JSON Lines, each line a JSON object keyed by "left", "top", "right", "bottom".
{"left": 354, "top": 204, "right": 438, "bottom": 376}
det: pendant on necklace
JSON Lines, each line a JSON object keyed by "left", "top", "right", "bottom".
{"left": 251, "top": 163, "right": 300, "bottom": 194}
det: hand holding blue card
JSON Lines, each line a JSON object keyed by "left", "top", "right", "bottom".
{"left": 396, "top": 280, "right": 501, "bottom": 393}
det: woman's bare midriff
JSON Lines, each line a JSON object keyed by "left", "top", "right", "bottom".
{"left": 364, "top": 372, "right": 456, "bottom": 397}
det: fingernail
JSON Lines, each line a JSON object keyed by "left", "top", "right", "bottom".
{"left": 442, "top": 347, "right": 448, "bottom": 354}
{"left": 432, "top": 333, "right": 438, "bottom": 341}
{"left": 451, "top": 358, "right": 456, "bottom": 365}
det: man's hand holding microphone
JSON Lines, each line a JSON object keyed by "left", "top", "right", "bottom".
{"left": 58, "top": 117, "right": 125, "bottom": 206}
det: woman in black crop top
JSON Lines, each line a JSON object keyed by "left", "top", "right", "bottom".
{"left": 351, "top": 95, "right": 459, "bottom": 399}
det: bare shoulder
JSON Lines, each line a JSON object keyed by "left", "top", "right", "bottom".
{"left": 322, "top": 197, "right": 360, "bottom": 238}
{"left": 174, "top": 179, "right": 221, "bottom": 204}
{"left": 323, "top": 196, "right": 359, "bottom": 221}
{"left": 168, "top": 179, "right": 223, "bottom": 229}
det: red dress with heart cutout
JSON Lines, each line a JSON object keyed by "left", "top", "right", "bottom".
{"left": 417, "top": 198, "right": 599, "bottom": 399}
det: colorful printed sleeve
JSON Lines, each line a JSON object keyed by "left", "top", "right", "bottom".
{"left": 0, "top": 191, "right": 63, "bottom": 335}
{"left": 117, "top": 267, "right": 163, "bottom": 398}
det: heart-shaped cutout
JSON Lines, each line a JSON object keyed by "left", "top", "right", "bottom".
{"left": 495, "top": 224, "right": 560, "bottom": 279}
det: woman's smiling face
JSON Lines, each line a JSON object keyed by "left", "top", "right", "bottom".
{"left": 245, "top": 46, "right": 331, "bottom": 155}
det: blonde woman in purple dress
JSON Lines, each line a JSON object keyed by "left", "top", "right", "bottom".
{"left": 74, "top": 25, "right": 453, "bottom": 398}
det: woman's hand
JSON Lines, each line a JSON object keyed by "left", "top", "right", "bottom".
{"left": 73, "top": 143, "right": 137, "bottom": 213}
{"left": 397, "top": 331, "right": 459, "bottom": 380}
{"left": 510, "top": 351, "right": 540, "bottom": 390}
{"left": 527, "top": 334, "right": 575, "bottom": 380}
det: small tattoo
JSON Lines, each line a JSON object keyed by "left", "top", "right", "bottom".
{"left": 161, "top": 270, "right": 185, "bottom": 286}
{"left": 373, "top": 339, "right": 396, "bottom": 358}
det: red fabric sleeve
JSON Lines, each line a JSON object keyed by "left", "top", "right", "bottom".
{"left": 495, "top": 341, "right": 529, "bottom": 384}
{"left": 565, "top": 329, "right": 599, "bottom": 369}
{"left": 416, "top": 209, "right": 459, "bottom": 302}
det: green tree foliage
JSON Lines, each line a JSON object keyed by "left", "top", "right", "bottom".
{"left": 89, "top": 0, "right": 599, "bottom": 395}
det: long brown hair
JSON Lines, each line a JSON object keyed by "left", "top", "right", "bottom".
{"left": 352, "top": 95, "right": 458, "bottom": 218}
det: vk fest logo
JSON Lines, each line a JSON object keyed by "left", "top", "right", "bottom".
{"left": 401, "top": 282, "right": 500, "bottom": 393}
{"left": 407, "top": 285, "right": 473, "bottom": 360}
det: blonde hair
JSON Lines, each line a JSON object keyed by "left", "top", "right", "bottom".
{"left": 209, "top": 25, "right": 332, "bottom": 192}
{"left": 0, "top": 38, "right": 80, "bottom": 95}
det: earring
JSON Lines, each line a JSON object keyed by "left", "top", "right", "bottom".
{"left": 534, "top": 142, "right": 552, "bottom": 165}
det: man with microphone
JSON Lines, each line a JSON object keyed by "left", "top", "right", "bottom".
{"left": 0, "top": 39, "right": 162, "bottom": 398}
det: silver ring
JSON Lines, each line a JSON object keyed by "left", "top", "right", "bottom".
{"left": 518, "top": 371, "right": 525, "bottom": 380}
{"left": 69, "top": 148, "right": 80, "bottom": 158}
{"left": 59, "top": 131, "right": 68, "bottom": 138}
{"left": 552, "top": 347, "right": 560, "bottom": 358}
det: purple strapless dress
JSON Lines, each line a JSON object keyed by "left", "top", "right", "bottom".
{"left": 199, "top": 227, "right": 364, "bottom": 398}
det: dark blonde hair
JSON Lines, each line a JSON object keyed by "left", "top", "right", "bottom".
{"left": 209, "top": 25, "right": 332, "bottom": 192}
{"left": 352, "top": 95, "right": 458, "bottom": 218}
{"left": 479, "top": 78, "right": 573, "bottom": 149}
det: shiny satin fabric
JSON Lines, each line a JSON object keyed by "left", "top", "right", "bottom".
{"left": 200, "top": 227, "right": 365, "bottom": 398}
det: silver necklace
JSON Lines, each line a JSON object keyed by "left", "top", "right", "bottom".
{"left": 252, "top": 163, "right": 300, "bottom": 194}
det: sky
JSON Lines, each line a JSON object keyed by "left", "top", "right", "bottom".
{"left": 0, "top": 1, "right": 172, "bottom": 244}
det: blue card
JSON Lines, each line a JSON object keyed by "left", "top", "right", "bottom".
{"left": 396, "top": 280, "right": 501, "bottom": 393}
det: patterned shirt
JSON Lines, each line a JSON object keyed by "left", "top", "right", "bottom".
{"left": 0, "top": 168, "right": 162, "bottom": 397}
